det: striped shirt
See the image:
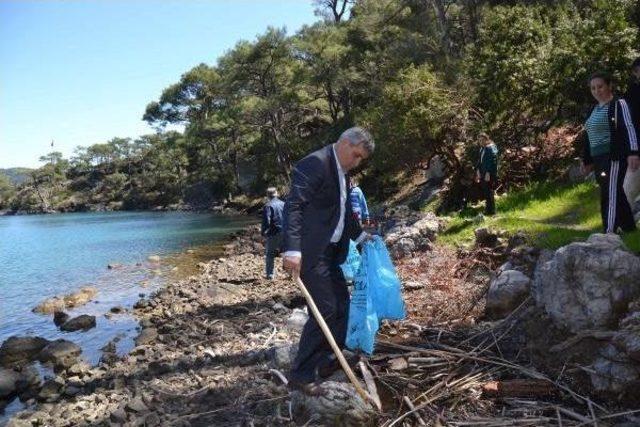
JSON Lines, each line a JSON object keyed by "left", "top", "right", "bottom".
{"left": 585, "top": 103, "right": 611, "bottom": 157}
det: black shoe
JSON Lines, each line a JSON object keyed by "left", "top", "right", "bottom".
{"left": 315, "top": 352, "right": 360, "bottom": 379}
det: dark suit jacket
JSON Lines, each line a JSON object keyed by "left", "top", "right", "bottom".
{"left": 283, "top": 144, "right": 363, "bottom": 272}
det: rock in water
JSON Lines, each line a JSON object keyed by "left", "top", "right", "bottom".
{"left": 0, "top": 336, "right": 50, "bottom": 367}
{"left": 290, "top": 381, "right": 377, "bottom": 426}
{"left": 533, "top": 233, "right": 640, "bottom": 333}
{"left": 38, "top": 339, "right": 82, "bottom": 370}
{"left": 53, "top": 311, "right": 69, "bottom": 327}
{"left": 60, "top": 314, "right": 96, "bottom": 332}
{"left": 33, "top": 287, "right": 97, "bottom": 314}
{"left": 486, "top": 270, "right": 531, "bottom": 319}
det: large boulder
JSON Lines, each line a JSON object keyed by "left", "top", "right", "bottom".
{"left": 486, "top": 270, "right": 532, "bottom": 319}
{"left": 0, "top": 336, "right": 50, "bottom": 367}
{"left": 532, "top": 234, "right": 640, "bottom": 333}
{"left": 38, "top": 339, "right": 82, "bottom": 370}
{"left": 60, "top": 314, "right": 96, "bottom": 332}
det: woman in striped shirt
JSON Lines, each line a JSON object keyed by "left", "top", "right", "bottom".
{"left": 581, "top": 71, "right": 640, "bottom": 233}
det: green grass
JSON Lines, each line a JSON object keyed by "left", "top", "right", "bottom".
{"left": 440, "top": 181, "right": 640, "bottom": 252}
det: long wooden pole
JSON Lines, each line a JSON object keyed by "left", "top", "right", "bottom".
{"left": 294, "top": 275, "right": 374, "bottom": 406}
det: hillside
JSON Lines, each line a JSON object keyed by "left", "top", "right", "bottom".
{"left": 0, "top": 168, "right": 32, "bottom": 185}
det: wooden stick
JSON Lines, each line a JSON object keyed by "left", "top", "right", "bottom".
{"left": 402, "top": 396, "right": 427, "bottom": 426}
{"left": 359, "top": 360, "right": 382, "bottom": 411}
{"left": 294, "top": 275, "right": 375, "bottom": 407}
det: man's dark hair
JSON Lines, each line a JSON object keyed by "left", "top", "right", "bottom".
{"left": 589, "top": 71, "right": 613, "bottom": 86}
{"left": 632, "top": 57, "right": 640, "bottom": 70}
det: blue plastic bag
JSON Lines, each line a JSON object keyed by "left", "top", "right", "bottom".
{"left": 365, "top": 236, "right": 406, "bottom": 320}
{"left": 340, "top": 240, "right": 361, "bottom": 282}
{"left": 345, "top": 257, "right": 378, "bottom": 354}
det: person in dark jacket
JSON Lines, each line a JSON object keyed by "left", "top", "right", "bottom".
{"left": 475, "top": 132, "right": 499, "bottom": 215}
{"left": 282, "top": 127, "right": 373, "bottom": 390}
{"left": 261, "top": 187, "right": 285, "bottom": 280}
{"left": 581, "top": 72, "right": 639, "bottom": 233}
{"left": 623, "top": 58, "right": 640, "bottom": 212}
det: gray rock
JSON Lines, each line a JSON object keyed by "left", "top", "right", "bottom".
{"left": 135, "top": 327, "right": 158, "bottom": 346}
{"left": 589, "top": 344, "right": 640, "bottom": 393}
{"left": 37, "top": 379, "right": 63, "bottom": 402}
{"left": 269, "top": 344, "right": 298, "bottom": 369}
{"left": 291, "top": 381, "right": 376, "bottom": 426}
{"left": 474, "top": 227, "right": 498, "bottom": 247}
{"left": 0, "top": 367, "right": 21, "bottom": 399}
{"left": 272, "top": 302, "right": 289, "bottom": 313}
{"left": 391, "top": 237, "right": 416, "bottom": 259}
{"left": 286, "top": 308, "right": 308, "bottom": 331}
{"left": 67, "top": 361, "right": 90, "bottom": 376}
{"left": 110, "top": 306, "right": 125, "bottom": 314}
{"left": 403, "top": 281, "right": 426, "bottom": 291}
{"left": 53, "top": 311, "right": 69, "bottom": 327}
{"left": 38, "top": 339, "right": 82, "bottom": 370}
{"left": 64, "top": 386, "right": 81, "bottom": 397}
{"left": 60, "top": 314, "right": 96, "bottom": 332}
{"left": 532, "top": 234, "right": 640, "bottom": 333}
{"left": 486, "top": 270, "right": 531, "bottom": 319}
{"left": 110, "top": 407, "right": 128, "bottom": 423}
{"left": 0, "top": 336, "right": 50, "bottom": 367}
{"left": 125, "top": 397, "right": 149, "bottom": 413}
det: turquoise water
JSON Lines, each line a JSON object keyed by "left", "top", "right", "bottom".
{"left": 0, "top": 211, "right": 252, "bottom": 365}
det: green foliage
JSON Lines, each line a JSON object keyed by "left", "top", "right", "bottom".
{"left": 441, "top": 180, "right": 640, "bottom": 252}
{"left": 0, "top": 173, "right": 15, "bottom": 209}
{"left": 470, "top": 0, "right": 638, "bottom": 134}
{"left": 365, "top": 65, "right": 469, "bottom": 174}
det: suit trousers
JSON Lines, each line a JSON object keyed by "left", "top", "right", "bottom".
{"left": 593, "top": 155, "right": 636, "bottom": 233}
{"left": 289, "top": 243, "right": 349, "bottom": 383}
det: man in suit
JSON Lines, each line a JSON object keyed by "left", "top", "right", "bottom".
{"left": 283, "top": 127, "right": 374, "bottom": 389}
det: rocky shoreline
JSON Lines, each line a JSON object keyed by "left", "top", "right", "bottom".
{"left": 2, "top": 213, "right": 640, "bottom": 426}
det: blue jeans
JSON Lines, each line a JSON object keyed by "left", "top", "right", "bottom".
{"left": 265, "top": 233, "right": 283, "bottom": 278}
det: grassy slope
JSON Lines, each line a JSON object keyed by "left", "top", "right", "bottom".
{"left": 439, "top": 180, "right": 640, "bottom": 253}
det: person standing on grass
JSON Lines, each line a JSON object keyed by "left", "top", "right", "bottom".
{"left": 349, "top": 179, "right": 370, "bottom": 226}
{"left": 623, "top": 58, "right": 640, "bottom": 213}
{"left": 581, "top": 71, "right": 639, "bottom": 233}
{"left": 475, "top": 132, "right": 499, "bottom": 216}
{"left": 260, "top": 187, "right": 285, "bottom": 280}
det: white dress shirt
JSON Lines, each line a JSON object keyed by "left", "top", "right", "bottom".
{"left": 284, "top": 144, "right": 366, "bottom": 260}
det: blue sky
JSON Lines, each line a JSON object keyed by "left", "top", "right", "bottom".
{"left": 0, "top": 0, "right": 318, "bottom": 168}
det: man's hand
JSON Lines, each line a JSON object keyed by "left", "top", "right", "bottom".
{"left": 283, "top": 255, "right": 301, "bottom": 277}
{"left": 628, "top": 155, "right": 640, "bottom": 172}
{"left": 582, "top": 162, "right": 593, "bottom": 175}
{"left": 475, "top": 171, "right": 480, "bottom": 183}
{"left": 484, "top": 172, "right": 490, "bottom": 182}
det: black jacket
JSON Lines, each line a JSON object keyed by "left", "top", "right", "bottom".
{"left": 582, "top": 97, "right": 639, "bottom": 165}
{"left": 283, "top": 145, "right": 362, "bottom": 271}
{"left": 261, "top": 197, "right": 285, "bottom": 237}
{"left": 625, "top": 80, "right": 640, "bottom": 130}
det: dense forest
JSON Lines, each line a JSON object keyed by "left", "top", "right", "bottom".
{"left": 2, "top": 0, "right": 639, "bottom": 213}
